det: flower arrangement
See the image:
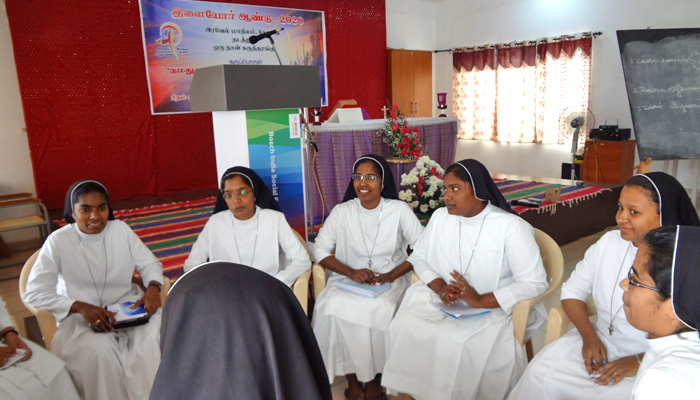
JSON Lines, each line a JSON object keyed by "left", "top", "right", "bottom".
{"left": 378, "top": 104, "right": 424, "bottom": 160}
{"left": 398, "top": 156, "right": 446, "bottom": 214}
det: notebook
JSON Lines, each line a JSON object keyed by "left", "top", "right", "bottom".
{"left": 0, "top": 348, "right": 27, "bottom": 370}
{"left": 336, "top": 278, "right": 391, "bottom": 298}
{"left": 94, "top": 301, "right": 150, "bottom": 331}
{"left": 433, "top": 299, "right": 491, "bottom": 319}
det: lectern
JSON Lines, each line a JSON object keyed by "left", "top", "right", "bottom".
{"left": 189, "top": 65, "right": 321, "bottom": 237}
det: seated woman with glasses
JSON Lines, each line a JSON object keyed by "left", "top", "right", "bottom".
{"left": 312, "top": 154, "right": 424, "bottom": 400}
{"left": 620, "top": 225, "right": 700, "bottom": 400}
{"left": 509, "top": 173, "right": 700, "bottom": 400}
{"left": 183, "top": 167, "right": 309, "bottom": 286}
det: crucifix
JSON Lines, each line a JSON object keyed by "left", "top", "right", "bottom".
{"left": 381, "top": 105, "right": 389, "bottom": 118}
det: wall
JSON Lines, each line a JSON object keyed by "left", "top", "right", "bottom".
{"left": 386, "top": 0, "right": 437, "bottom": 116}
{"left": 0, "top": 0, "right": 36, "bottom": 243}
{"left": 434, "top": 0, "right": 700, "bottom": 187}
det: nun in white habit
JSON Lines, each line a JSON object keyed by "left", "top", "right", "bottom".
{"left": 620, "top": 225, "right": 700, "bottom": 400}
{"left": 23, "top": 180, "right": 164, "bottom": 400}
{"left": 312, "top": 154, "right": 424, "bottom": 400}
{"left": 508, "top": 172, "right": 700, "bottom": 400}
{"left": 183, "top": 166, "right": 309, "bottom": 286}
{"left": 0, "top": 295, "right": 79, "bottom": 399}
{"left": 382, "top": 159, "right": 548, "bottom": 400}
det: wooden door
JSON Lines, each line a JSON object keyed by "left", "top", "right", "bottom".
{"left": 413, "top": 51, "right": 433, "bottom": 117}
{"left": 387, "top": 49, "right": 415, "bottom": 115}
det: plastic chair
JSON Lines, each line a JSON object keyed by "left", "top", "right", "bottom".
{"left": 291, "top": 230, "right": 312, "bottom": 315}
{"left": 314, "top": 228, "right": 564, "bottom": 362}
{"left": 19, "top": 249, "right": 171, "bottom": 350}
{"left": 544, "top": 296, "right": 597, "bottom": 346}
{"left": 0, "top": 193, "right": 51, "bottom": 246}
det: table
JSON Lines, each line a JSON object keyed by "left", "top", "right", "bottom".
{"left": 308, "top": 117, "right": 459, "bottom": 224}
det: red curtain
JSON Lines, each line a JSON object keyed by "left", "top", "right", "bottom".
{"left": 5, "top": 0, "right": 387, "bottom": 209}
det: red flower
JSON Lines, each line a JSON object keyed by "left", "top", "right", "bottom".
{"left": 418, "top": 176, "right": 424, "bottom": 183}
{"left": 401, "top": 149, "right": 407, "bottom": 155}
{"left": 415, "top": 132, "right": 420, "bottom": 138}
{"left": 397, "top": 142, "right": 402, "bottom": 148}
{"left": 437, "top": 174, "right": 442, "bottom": 179}
{"left": 409, "top": 150, "right": 415, "bottom": 156}
{"left": 393, "top": 104, "right": 398, "bottom": 110}
{"left": 418, "top": 189, "right": 423, "bottom": 195}
{"left": 430, "top": 167, "right": 437, "bottom": 175}
{"left": 392, "top": 116, "right": 397, "bottom": 122}
{"left": 390, "top": 110, "right": 396, "bottom": 118}
{"left": 403, "top": 121, "right": 408, "bottom": 127}
{"left": 413, "top": 126, "right": 419, "bottom": 132}
{"left": 392, "top": 123, "right": 398, "bottom": 130}
{"left": 413, "top": 139, "right": 419, "bottom": 145}
{"left": 404, "top": 136, "right": 410, "bottom": 142}
{"left": 400, "top": 128, "right": 407, "bottom": 134}
{"left": 400, "top": 112, "right": 404, "bottom": 117}
{"left": 417, "top": 182, "right": 422, "bottom": 189}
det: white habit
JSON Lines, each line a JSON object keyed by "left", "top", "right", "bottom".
{"left": 632, "top": 332, "right": 700, "bottom": 400}
{"left": 23, "top": 220, "right": 164, "bottom": 400}
{"left": 183, "top": 206, "right": 309, "bottom": 286}
{"left": 382, "top": 204, "right": 548, "bottom": 400}
{"left": 509, "top": 230, "right": 648, "bottom": 400}
{"left": 311, "top": 198, "right": 424, "bottom": 383}
{"left": 0, "top": 296, "right": 79, "bottom": 400}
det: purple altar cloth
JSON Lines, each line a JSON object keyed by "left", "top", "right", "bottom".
{"left": 308, "top": 117, "right": 459, "bottom": 224}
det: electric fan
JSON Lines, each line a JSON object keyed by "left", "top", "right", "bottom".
{"left": 559, "top": 107, "right": 595, "bottom": 184}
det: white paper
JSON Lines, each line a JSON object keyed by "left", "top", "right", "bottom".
{"left": 0, "top": 347, "right": 27, "bottom": 370}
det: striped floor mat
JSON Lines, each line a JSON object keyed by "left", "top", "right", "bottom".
{"left": 55, "top": 180, "right": 607, "bottom": 281}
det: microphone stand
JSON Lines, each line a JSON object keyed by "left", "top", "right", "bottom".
{"left": 265, "top": 36, "right": 283, "bottom": 66}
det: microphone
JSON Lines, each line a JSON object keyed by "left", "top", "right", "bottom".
{"left": 248, "top": 28, "right": 284, "bottom": 45}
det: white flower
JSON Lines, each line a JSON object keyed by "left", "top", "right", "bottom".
{"left": 411, "top": 201, "right": 419, "bottom": 208}
{"left": 429, "top": 200, "right": 438, "bottom": 209}
{"left": 426, "top": 189, "right": 435, "bottom": 197}
{"left": 416, "top": 160, "right": 425, "bottom": 169}
{"left": 398, "top": 190, "right": 407, "bottom": 201}
{"left": 419, "top": 204, "right": 429, "bottom": 213}
{"left": 405, "top": 189, "right": 413, "bottom": 197}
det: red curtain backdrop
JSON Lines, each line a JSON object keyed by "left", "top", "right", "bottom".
{"left": 5, "top": 0, "right": 386, "bottom": 210}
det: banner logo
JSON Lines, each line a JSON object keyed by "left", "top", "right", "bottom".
{"left": 156, "top": 22, "right": 183, "bottom": 59}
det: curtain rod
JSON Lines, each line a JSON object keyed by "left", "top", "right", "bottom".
{"left": 434, "top": 31, "right": 602, "bottom": 53}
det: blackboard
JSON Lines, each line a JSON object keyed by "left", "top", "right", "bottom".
{"left": 617, "top": 29, "right": 700, "bottom": 160}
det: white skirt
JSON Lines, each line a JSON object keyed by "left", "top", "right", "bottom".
{"left": 508, "top": 327, "right": 636, "bottom": 400}
{"left": 382, "top": 282, "right": 526, "bottom": 400}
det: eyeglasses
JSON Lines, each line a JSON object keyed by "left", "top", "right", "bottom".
{"left": 222, "top": 190, "right": 251, "bottom": 199}
{"left": 352, "top": 174, "right": 379, "bottom": 181}
{"left": 627, "top": 266, "right": 660, "bottom": 292}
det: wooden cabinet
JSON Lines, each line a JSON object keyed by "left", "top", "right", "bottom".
{"left": 387, "top": 49, "right": 433, "bottom": 117}
{"left": 582, "top": 140, "right": 636, "bottom": 184}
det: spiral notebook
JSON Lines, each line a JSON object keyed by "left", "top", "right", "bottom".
{"left": 336, "top": 279, "right": 391, "bottom": 298}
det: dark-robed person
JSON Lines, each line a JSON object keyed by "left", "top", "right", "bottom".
{"left": 183, "top": 166, "right": 309, "bottom": 286}
{"left": 149, "top": 262, "right": 332, "bottom": 400}
{"left": 24, "top": 179, "right": 164, "bottom": 400}
{"left": 382, "top": 159, "right": 548, "bottom": 400}
{"left": 311, "top": 154, "right": 424, "bottom": 400}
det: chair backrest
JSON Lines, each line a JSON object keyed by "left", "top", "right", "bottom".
{"left": 533, "top": 228, "right": 564, "bottom": 294}
{"left": 293, "top": 230, "right": 311, "bottom": 260}
{"left": 18, "top": 249, "right": 41, "bottom": 315}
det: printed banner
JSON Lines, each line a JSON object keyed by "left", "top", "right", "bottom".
{"left": 139, "top": 0, "right": 327, "bottom": 114}
{"left": 246, "top": 109, "right": 306, "bottom": 235}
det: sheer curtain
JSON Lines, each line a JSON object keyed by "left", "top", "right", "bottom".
{"left": 452, "top": 49, "right": 497, "bottom": 140}
{"left": 453, "top": 36, "right": 592, "bottom": 144}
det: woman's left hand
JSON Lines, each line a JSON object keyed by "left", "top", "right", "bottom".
{"left": 369, "top": 273, "right": 395, "bottom": 285}
{"left": 133, "top": 285, "right": 161, "bottom": 316}
{"left": 593, "top": 355, "right": 640, "bottom": 386}
{"left": 449, "top": 270, "right": 481, "bottom": 307}
{"left": 3, "top": 331, "right": 32, "bottom": 362}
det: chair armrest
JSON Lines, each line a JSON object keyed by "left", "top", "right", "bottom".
{"left": 410, "top": 273, "right": 419, "bottom": 285}
{"left": 312, "top": 263, "right": 326, "bottom": 300}
{"left": 0, "top": 197, "right": 42, "bottom": 208}
{"left": 34, "top": 309, "right": 58, "bottom": 351}
{"left": 160, "top": 276, "right": 171, "bottom": 304}
{"left": 585, "top": 296, "right": 597, "bottom": 317}
{"left": 544, "top": 306, "right": 571, "bottom": 346}
{"left": 512, "top": 283, "right": 560, "bottom": 346}
{"left": 293, "top": 268, "right": 312, "bottom": 315}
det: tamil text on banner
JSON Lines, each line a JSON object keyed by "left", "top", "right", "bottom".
{"left": 139, "top": 0, "right": 327, "bottom": 114}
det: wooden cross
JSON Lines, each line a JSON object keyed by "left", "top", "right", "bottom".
{"left": 382, "top": 105, "right": 389, "bottom": 118}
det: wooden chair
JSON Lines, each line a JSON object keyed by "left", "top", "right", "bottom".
{"left": 19, "top": 249, "right": 171, "bottom": 350}
{"left": 0, "top": 193, "right": 51, "bottom": 260}
{"left": 291, "top": 230, "right": 312, "bottom": 315}
{"left": 313, "top": 228, "right": 564, "bottom": 362}
{"left": 544, "top": 296, "right": 597, "bottom": 346}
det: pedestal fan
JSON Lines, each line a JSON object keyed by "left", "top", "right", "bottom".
{"left": 559, "top": 107, "right": 595, "bottom": 184}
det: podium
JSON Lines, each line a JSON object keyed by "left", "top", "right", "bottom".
{"left": 189, "top": 65, "right": 321, "bottom": 236}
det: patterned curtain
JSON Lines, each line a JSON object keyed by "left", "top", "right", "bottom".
{"left": 536, "top": 37, "right": 592, "bottom": 144}
{"left": 496, "top": 43, "right": 538, "bottom": 143}
{"left": 452, "top": 48, "right": 497, "bottom": 140}
{"left": 453, "top": 36, "right": 592, "bottom": 144}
